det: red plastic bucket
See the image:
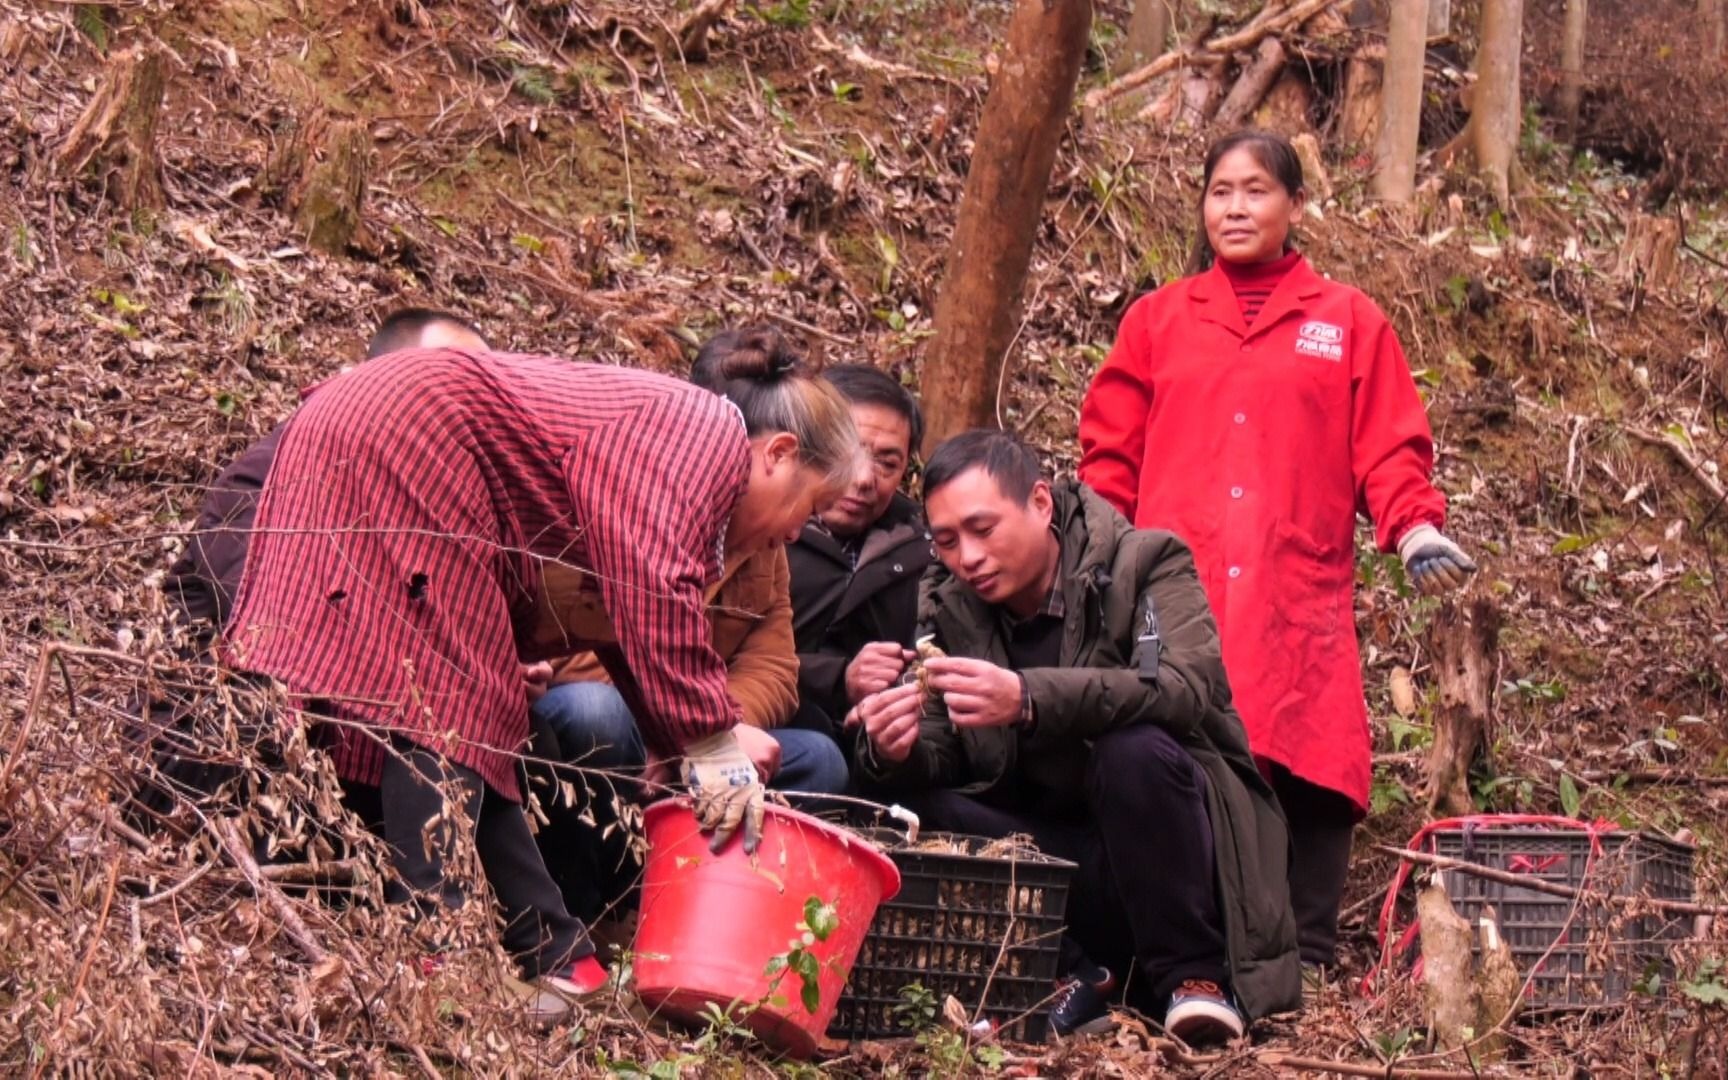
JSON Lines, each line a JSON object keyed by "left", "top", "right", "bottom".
{"left": 632, "top": 798, "right": 901, "bottom": 1058}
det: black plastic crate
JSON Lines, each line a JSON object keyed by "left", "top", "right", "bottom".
{"left": 1430, "top": 826, "right": 1695, "bottom": 1008}
{"left": 828, "top": 832, "right": 1076, "bottom": 1043}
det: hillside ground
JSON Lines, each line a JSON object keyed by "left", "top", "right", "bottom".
{"left": 2, "top": 0, "right": 1725, "bottom": 1074}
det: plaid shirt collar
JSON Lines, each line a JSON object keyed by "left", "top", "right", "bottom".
{"left": 1004, "top": 531, "right": 1065, "bottom": 625}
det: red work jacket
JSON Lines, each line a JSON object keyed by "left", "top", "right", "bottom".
{"left": 1078, "top": 255, "right": 1445, "bottom": 812}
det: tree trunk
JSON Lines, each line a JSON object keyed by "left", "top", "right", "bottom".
{"left": 1616, "top": 212, "right": 1680, "bottom": 292}
{"left": 1705, "top": 0, "right": 1727, "bottom": 59}
{"left": 1116, "top": 0, "right": 1174, "bottom": 76}
{"left": 292, "top": 119, "right": 372, "bottom": 256}
{"left": 1464, "top": 0, "right": 1525, "bottom": 207}
{"left": 1557, "top": 0, "right": 1587, "bottom": 137}
{"left": 1214, "top": 36, "right": 1286, "bottom": 128}
{"left": 1424, "top": 596, "right": 1500, "bottom": 817}
{"left": 1373, "top": 0, "right": 1427, "bottom": 202}
{"left": 1428, "top": 0, "right": 1452, "bottom": 38}
{"left": 54, "top": 43, "right": 168, "bottom": 209}
{"left": 922, "top": 0, "right": 1092, "bottom": 445}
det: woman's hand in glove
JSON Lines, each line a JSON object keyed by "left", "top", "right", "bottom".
{"left": 680, "top": 728, "right": 767, "bottom": 855}
{"left": 1398, "top": 524, "right": 1478, "bottom": 594}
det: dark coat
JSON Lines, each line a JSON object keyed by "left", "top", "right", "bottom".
{"left": 165, "top": 423, "right": 286, "bottom": 639}
{"left": 859, "top": 480, "right": 1301, "bottom": 1020}
{"left": 786, "top": 494, "right": 933, "bottom": 725}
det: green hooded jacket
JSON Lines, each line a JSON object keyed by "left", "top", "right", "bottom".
{"left": 859, "top": 479, "right": 1301, "bottom": 1019}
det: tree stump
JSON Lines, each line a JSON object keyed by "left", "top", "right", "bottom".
{"left": 291, "top": 119, "right": 371, "bottom": 255}
{"left": 1418, "top": 881, "right": 1479, "bottom": 1052}
{"left": 1424, "top": 595, "right": 1501, "bottom": 816}
{"left": 1292, "top": 132, "right": 1333, "bottom": 200}
{"left": 55, "top": 43, "right": 169, "bottom": 209}
{"left": 1254, "top": 71, "right": 1316, "bottom": 135}
{"left": 1338, "top": 43, "right": 1386, "bottom": 152}
{"left": 1616, "top": 213, "right": 1680, "bottom": 292}
{"left": 258, "top": 110, "right": 327, "bottom": 204}
{"left": 1475, "top": 907, "right": 1521, "bottom": 1061}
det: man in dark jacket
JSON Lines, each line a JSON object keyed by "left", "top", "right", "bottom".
{"left": 854, "top": 430, "right": 1300, "bottom": 1043}
{"left": 786, "top": 365, "right": 933, "bottom": 734}
{"left": 165, "top": 308, "right": 490, "bottom": 641}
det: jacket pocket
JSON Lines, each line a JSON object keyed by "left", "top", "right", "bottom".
{"left": 1268, "top": 518, "right": 1349, "bottom": 639}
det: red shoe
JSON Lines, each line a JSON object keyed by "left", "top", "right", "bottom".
{"left": 418, "top": 953, "right": 447, "bottom": 979}
{"left": 541, "top": 954, "right": 608, "bottom": 999}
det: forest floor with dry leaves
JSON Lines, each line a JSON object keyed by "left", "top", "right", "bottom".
{"left": 2, "top": 0, "right": 1726, "bottom": 1075}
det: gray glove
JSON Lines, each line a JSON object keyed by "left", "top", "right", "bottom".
{"left": 1398, "top": 524, "right": 1478, "bottom": 594}
{"left": 680, "top": 729, "right": 766, "bottom": 855}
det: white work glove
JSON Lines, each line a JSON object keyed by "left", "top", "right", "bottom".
{"left": 1397, "top": 524, "right": 1478, "bottom": 594}
{"left": 680, "top": 729, "right": 766, "bottom": 855}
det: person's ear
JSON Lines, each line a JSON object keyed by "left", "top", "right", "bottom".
{"left": 1288, "top": 187, "right": 1308, "bottom": 229}
{"left": 761, "top": 432, "right": 801, "bottom": 474}
{"left": 1028, "top": 480, "right": 1054, "bottom": 527}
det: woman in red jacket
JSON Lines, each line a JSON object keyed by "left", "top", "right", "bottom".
{"left": 1078, "top": 131, "right": 1475, "bottom": 976}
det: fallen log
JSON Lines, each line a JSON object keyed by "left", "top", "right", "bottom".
{"left": 1087, "top": 0, "right": 1346, "bottom": 112}
{"left": 1213, "top": 36, "right": 1286, "bottom": 128}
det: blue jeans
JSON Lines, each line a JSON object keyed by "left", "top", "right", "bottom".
{"left": 532, "top": 682, "right": 850, "bottom": 795}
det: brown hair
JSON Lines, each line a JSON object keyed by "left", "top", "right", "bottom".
{"left": 691, "top": 327, "right": 861, "bottom": 488}
{"left": 1187, "top": 130, "right": 1306, "bottom": 275}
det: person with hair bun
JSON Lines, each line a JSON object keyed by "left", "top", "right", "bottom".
{"left": 224, "top": 339, "right": 859, "bottom": 1025}
{"left": 1080, "top": 130, "right": 1476, "bottom": 984}
{"left": 528, "top": 329, "right": 857, "bottom": 924}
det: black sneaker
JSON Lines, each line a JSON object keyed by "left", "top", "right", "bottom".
{"left": 1049, "top": 961, "right": 1118, "bottom": 1038}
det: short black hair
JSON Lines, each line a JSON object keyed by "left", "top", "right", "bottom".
{"left": 365, "top": 307, "right": 486, "bottom": 358}
{"left": 822, "top": 364, "right": 924, "bottom": 457}
{"left": 922, "top": 429, "right": 1042, "bottom": 504}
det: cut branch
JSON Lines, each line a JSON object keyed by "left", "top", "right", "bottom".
{"left": 1378, "top": 847, "right": 1728, "bottom": 917}
{"left": 1626, "top": 425, "right": 1727, "bottom": 503}
{"left": 214, "top": 818, "right": 330, "bottom": 963}
{"left": 677, "top": 0, "right": 736, "bottom": 61}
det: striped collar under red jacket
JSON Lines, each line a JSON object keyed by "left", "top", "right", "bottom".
{"left": 224, "top": 349, "right": 751, "bottom": 801}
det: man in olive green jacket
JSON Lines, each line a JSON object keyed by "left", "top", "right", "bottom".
{"left": 854, "top": 431, "right": 1299, "bottom": 1043}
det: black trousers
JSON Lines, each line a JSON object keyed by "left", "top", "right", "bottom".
{"left": 900, "top": 724, "right": 1229, "bottom": 1010}
{"left": 1269, "top": 764, "right": 1357, "bottom": 967}
{"left": 521, "top": 712, "right": 645, "bottom": 926}
{"left": 353, "top": 736, "right": 592, "bottom": 979}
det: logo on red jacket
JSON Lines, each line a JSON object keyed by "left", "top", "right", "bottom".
{"left": 1295, "top": 320, "right": 1345, "bottom": 362}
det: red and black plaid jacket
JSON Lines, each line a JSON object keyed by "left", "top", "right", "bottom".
{"left": 226, "top": 350, "right": 751, "bottom": 800}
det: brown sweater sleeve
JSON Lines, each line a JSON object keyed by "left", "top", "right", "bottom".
{"left": 717, "top": 548, "right": 799, "bottom": 729}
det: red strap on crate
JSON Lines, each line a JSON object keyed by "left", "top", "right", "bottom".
{"left": 1360, "top": 814, "right": 1620, "bottom": 997}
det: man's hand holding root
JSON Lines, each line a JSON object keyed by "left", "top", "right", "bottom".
{"left": 681, "top": 729, "right": 766, "bottom": 855}
{"left": 858, "top": 682, "right": 924, "bottom": 764}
